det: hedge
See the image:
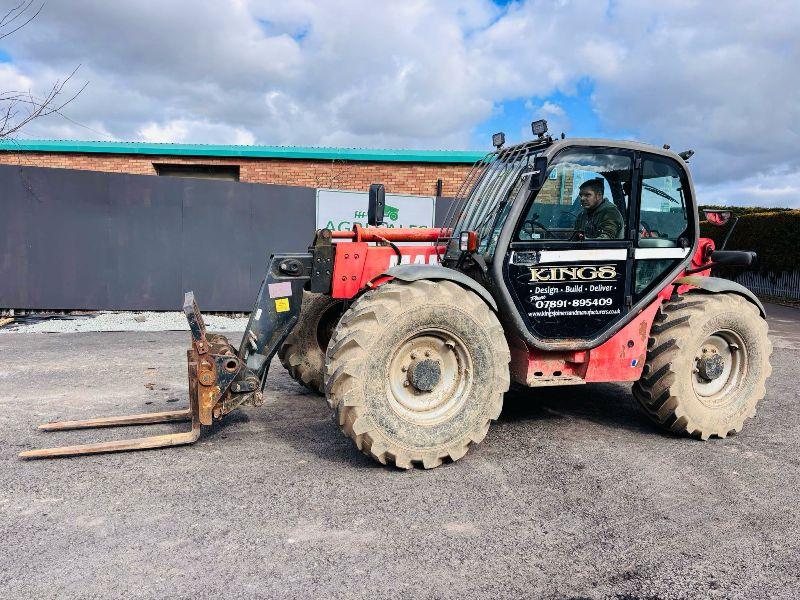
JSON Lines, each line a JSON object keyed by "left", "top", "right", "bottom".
{"left": 699, "top": 205, "right": 793, "bottom": 218}
{"left": 699, "top": 208, "right": 800, "bottom": 276}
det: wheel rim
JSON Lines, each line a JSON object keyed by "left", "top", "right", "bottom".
{"left": 692, "top": 329, "right": 747, "bottom": 406}
{"left": 387, "top": 328, "right": 472, "bottom": 425}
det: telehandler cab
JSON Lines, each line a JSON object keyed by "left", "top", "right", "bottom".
{"left": 21, "top": 121, "right": 772, "bottom": 469}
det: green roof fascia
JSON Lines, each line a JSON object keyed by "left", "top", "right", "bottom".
{"left": 0, "top": 139, "right": 487, "bottom": 164}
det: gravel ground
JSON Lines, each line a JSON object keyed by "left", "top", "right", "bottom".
{"left": 1, "top": 303, "right": 798, "bottom": 599}
{"left": 0, "top": 311, "right": 247, "bottom": 334}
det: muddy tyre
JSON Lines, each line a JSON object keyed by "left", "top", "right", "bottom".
{"left": 325, "top": 279, "right": 510, "bottom": 469}
{"left": 633, "top": 292, "right": 772, "bottom": 439}
{"left": 278, "top": 291, "right": 346, "bottom": 395}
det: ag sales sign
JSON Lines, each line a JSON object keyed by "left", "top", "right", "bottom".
{"left": 316, "top": 189, "right": 435, "bottom": 234}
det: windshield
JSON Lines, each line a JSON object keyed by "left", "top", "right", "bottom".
{"left": 444, "top": 141, "right": 545, "bottom": 259}
{"left": 516, "top": 148, "right": 633, "bottom": 242}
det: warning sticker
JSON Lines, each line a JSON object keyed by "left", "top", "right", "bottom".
{"left": 268, "top": 281, "right": 293, "bottom": 298}
{"left": 274, "top": 298, "right": 290, "bottom": 313}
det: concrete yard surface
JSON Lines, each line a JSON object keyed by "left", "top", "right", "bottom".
{"left": 1, "top": 303, "right": 799, "bottom": 599}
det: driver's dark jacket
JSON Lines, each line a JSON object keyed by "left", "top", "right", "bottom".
{"left": 575, "top": 198, "right": 624, "bottom": 239}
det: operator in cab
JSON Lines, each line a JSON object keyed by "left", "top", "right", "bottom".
{"left": 574, "top": 178, "right": 624, "bottom": 239}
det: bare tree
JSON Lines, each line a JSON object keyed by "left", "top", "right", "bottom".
{"left": 0, "top": 1, "right": 87, "bottom": 139}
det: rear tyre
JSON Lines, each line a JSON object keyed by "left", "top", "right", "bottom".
{"left": 325, "top": 280, "right": 510, "bottom": 469}
{"left": 278, "top": 291, "right": 346, "bottom": 395}
{"left": 633, "top": 292, "right": 772, "bottom": 439}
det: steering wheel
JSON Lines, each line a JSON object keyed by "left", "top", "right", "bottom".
{"left": 554, "top": 208, "right": 580, "bottom": 229}
{"left": 521, "top": 216, "right": 556, "bottom": 240}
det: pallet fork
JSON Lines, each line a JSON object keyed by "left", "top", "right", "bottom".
{"left": 20, "top": 251, "right": 315, "bottom": 459}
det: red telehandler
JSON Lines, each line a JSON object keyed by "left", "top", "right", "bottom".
{"left": 22, "top": 121, "right": 771, "bottom": 469}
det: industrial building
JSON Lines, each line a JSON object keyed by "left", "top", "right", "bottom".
{"left": 0, "top": 139, "right": 484, "bottom": 197}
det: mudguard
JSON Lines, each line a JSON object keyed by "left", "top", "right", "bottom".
{"left": 383, "top": 264, "right": 498, "bottom": 311}
{"left": 675, "top": 275, "right": 766, "bottom": 318}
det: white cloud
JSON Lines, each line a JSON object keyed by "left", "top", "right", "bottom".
{"left": 138, "top": 119, "right": 255, "bottom": 145}
{"left": 696, "top": 169, "right": 800, "bottom": 208}
{"left": 0, "top": 0, "right": 798, "bottom": 206}
{"left": 0, "top": 62, "right": 32, "bottom": 92}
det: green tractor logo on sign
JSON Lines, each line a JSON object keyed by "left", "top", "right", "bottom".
{"left": 351, "top": 205, "right": 398, "bottom": 222}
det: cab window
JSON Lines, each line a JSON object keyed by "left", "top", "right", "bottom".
{"left": 633, "top": 154, "right": 692, "bottom": 297}
{"left": 516, "top": 148, "right": 632, "bottom": 242}
{"left": 638, "top": 155, "right": 690, "bottom": 246}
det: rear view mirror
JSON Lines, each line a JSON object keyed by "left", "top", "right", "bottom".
{"left": 710, "top": 250, "right": 757, "bottom": 267}
{"left": 703, "top": 209, "right": 732, "bottom": 226}
{"left": 368, "top": 183, "right": 386, "bottom": 226}
{"left": 526, "top": 156, "right": 550, "bottom": 190}
{"left": 703, "top": 209, "right": 740, "bottom": 249}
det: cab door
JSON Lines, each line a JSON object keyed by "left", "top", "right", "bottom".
{"left": 632, "top": 152, "right": 693, "bottom": 300}
{"left": 502, "top": 146, "right": 637, "bottom": 343}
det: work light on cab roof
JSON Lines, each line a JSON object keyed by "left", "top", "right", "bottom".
{"left": 531, "top": 118, "right": 548, "bottom": 138}
{"left": 492, "top": 132, "right": 506, "bottom": 149}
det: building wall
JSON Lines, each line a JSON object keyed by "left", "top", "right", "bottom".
{"left": 0, "top": 151, "right": 474, "bottom": 197}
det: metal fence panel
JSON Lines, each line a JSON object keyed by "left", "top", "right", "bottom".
{"left": 0, "top": 164, "right": 315, "bottom": 311}
{"left": 733, "top": 270, "right": 800, "bottom": 301}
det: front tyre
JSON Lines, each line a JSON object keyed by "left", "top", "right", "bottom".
{"left": 325, "top": 280, "right": 510, "bottom": 469}
{"left": 633, "top": 293, "right": 772, "bottom": 439}
{"left": 278, "top": 291, "right": 346, "bottom": 395}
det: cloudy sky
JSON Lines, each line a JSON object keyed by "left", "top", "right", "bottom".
{"left": 1, "top": 0, "right": 798, "bottom": 206}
